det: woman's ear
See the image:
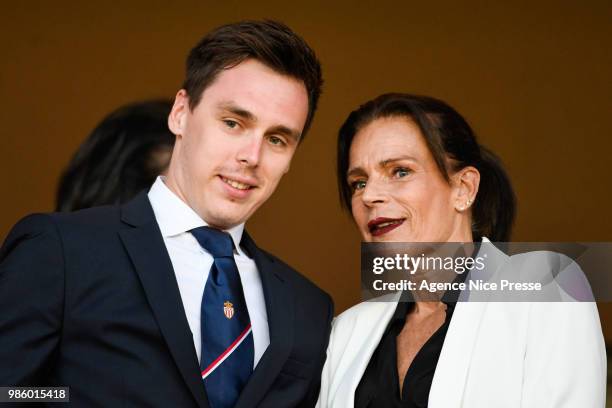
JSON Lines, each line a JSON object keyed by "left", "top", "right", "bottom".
{"left": 168, "top": 90, "right": 189, "bottom": 137}
{"left": 452, "top": 166, "right": 480, "bottom": 212}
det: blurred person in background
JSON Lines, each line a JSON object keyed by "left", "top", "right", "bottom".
{"left": 56, "top": 99, "right": 175, "bottom": 211}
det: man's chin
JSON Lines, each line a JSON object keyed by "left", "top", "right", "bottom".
{"left": 205, "top": 217, "right": 244, "bottom": 230}
{"left": 198, "top": 190, "right": 265, "bottom": 228}
{"left": 200, "top": 206, "right": 251, "bottom": 230}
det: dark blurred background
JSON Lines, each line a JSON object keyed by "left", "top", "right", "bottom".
{"left": 1, "top": 1, "right": 611, "bottom": 342}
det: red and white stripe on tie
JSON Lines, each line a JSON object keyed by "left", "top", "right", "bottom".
{"left": 201, "top": 324, "right": 252, "bottom": 380}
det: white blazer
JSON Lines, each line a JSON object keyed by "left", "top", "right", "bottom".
{"left": 317, "top": 239, "right": 607, "bottom": 407}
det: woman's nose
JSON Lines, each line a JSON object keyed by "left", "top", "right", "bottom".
{"left": 361, "top": 179, "right": 388, "bottom": 206}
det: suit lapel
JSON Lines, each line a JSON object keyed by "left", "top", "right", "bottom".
{"left": 234, "top": 232, "right": 295, "bottom": 408}
{"left": 428, "top": 301, "right": 488, "bottom": 408}
{"left": 336, "top": 295, "right": 399, "bottom": 408}
{"left": 118, "top": 192, "right": 210, "bottom": 408}
{"left": 429, "top": 239, "right": 509, "bottom": 408}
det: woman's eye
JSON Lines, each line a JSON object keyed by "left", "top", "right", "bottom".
{"left": 394, "top": 167, "right": 410, "bottom": 178}
{"left": 223, "top": 119, "right": 239, "bottom": 129}
{"left": 350, "top": 180, "right": 367, "bottom": 191}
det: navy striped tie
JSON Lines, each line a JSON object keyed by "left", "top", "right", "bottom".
{"left": 191, "top": 226, "right": 254, "bottom": 408}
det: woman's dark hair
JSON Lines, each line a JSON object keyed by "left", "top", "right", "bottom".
{"left": 183, "top": 20, "right": 323, "bottom": 139}
{"left": 337, "top": 93, "right": 516, "bottom": 241}
{"left": 56, "top": 99, "right": 175, "bottom": 212}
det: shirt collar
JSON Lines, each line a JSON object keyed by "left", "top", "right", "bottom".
{"left": 390, "top": 299, "right": 456, "bottom": 329}
{"left": 391, "top": 301, "right": 414, "bottom": 324}
{"left": 147, "top": 176, "right": 246, "bottom": 254}
{"left": 391, "top": 238, "right": 489, "bottom": 324}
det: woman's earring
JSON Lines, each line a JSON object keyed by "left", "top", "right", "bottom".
{"left": 459, "top": 199, "right": 472, "bottom": 211}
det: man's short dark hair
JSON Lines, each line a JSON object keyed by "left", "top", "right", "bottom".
{"left": 182, "top": 20, "right": 323, "bottom": 139}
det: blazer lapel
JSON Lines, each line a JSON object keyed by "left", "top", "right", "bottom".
{"left": 428, "top": 301, "right": 488, "bottom": 408}
{"left": 335, "top": 296, "right": 399, "bottom": 408}
{"left": 118, "top": 192, "right": 210, "bottom": 408}
{"left": 429, "top": 239, "right": 509, "bottom": 408}
{"left": 234, "top": 232, "right": 295, "bottom": 408}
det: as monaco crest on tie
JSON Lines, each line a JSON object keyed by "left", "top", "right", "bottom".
{"left": 223, "top": 301, "right": 235, "bottom": 319}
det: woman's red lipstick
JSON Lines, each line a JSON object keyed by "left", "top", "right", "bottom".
{"left": 367, "top": 217, "right": 405, "bottom": 236}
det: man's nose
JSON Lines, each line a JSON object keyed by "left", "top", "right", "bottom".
{"left": 236, "top": 134, "right": 264, "bottom": 167}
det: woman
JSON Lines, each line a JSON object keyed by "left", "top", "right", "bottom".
{"left": 317, "top": 94, "right": 606, "bottom": 407}
{"left": 56, "top": 99, "right": 175, "bottom": 211}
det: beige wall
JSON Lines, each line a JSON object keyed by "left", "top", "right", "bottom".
{"left": 2, "top": 1, "right": 611, "bottom": 338}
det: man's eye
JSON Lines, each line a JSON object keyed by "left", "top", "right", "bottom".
{"left": 268, "top": 136, "right": 286, "bottom": 146}
{"left": 223, "top": 119, "right": 239, "bottom": 129}
{"left": 394, "top": 167, "right": 410, "bottom": 178}
{"left": 350, "top": 180, "right": 366, "bottom": 191}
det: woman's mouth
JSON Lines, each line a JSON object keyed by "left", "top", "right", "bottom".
{"left": 367, "top": 217, "right": 405, "bottom": 237}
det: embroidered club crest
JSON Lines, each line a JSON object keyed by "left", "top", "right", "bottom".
{"left": 223, "top": 301, "right": 234, "bottom": 319}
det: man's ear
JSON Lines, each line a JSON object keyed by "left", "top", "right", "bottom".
{"left": 452, "top": 166, "right": 480, "bottom": 212}
{"left": 168, "top": 90, "right": 189, "bottom": 137}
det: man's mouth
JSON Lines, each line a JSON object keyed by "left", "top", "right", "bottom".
{"left": 220, "top": 176, "right": 256, "bottom": 191}
{"left": 367, "top": 217, "right": 405, "bottom": 237}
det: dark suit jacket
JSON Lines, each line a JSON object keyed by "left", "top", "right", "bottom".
{"left": 0, "top": 192, "right": 334, "bottom": 407}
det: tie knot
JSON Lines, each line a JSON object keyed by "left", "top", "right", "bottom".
{"left": 191, "top": 226, "right": 235, "bottom": 258}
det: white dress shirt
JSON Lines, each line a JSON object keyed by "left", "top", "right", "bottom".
{"left": 148, "top": 176, "right": 269, "bottom": 367}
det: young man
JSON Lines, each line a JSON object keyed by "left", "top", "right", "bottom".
{"left": 0, "top": 21, "right": 333, "bottom": 408}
